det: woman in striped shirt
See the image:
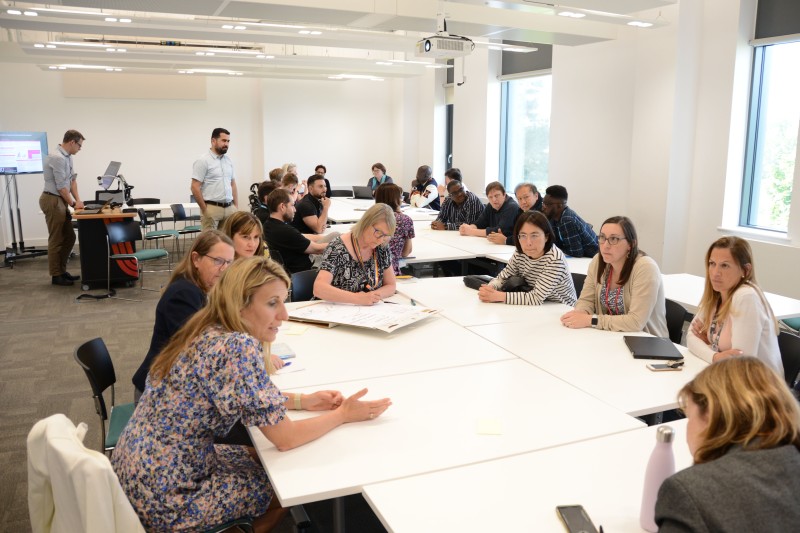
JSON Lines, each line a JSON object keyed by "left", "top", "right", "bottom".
{"left": 479, "top": 211, "right": 577, "bottom": 306}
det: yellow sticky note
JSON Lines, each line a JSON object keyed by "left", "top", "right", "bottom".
{"left": 282, "top": 324, "right": 309, "bottom": 335}
{"left": 476, "top": 418, "right": 503, "bottom": 435}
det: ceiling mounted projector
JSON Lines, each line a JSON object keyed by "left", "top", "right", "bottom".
{"left": 415, "top": 34, "right": 474, "bottom": 59}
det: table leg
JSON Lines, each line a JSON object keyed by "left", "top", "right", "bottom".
{"left": 333, "top": 497, "right": 346, "bottom": 533}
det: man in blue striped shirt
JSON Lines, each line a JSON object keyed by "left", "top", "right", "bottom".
{"left": 542, "top": 185, "right": 598, "bottom": 258}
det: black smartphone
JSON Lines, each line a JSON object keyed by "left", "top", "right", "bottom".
{"left": 556, "top": 505, "right": 599, "bottom": 533}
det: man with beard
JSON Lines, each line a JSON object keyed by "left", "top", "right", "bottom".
{"left": 291, "top": 174, "right": 331, "bottom": 234}
{"left": 191, "top": 127, "right": 238, "bottom": 230}
{"left": 263, "top": 189, "right": 328, "bottom": 274}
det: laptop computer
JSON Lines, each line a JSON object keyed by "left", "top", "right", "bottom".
{"left": 98, "top": 161, "right": 122, "bottom": 189}
{"left": 352, "top": 185, "right": 374, "bottom": 200}
{"left": 623, "top": 336, "right": 684, "bottom": 361}
{"left": 77, "top": 199, "right": 113, "bottom": 215}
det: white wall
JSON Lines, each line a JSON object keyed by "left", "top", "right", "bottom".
{"left": 0, "top": 65, "right": 409, "bottom": 247}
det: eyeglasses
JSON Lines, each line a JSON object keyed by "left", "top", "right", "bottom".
{"left": 204, "top": 254, "right": 234, "bottom": 268}
{"left": 75, "top": 140, "right": 83, "bottom": 147}
{"left": 598, "top": 235, "right": 627, "bottom": 245}
{"left": 372, "top": 225, "right": 392, "bottom": 240}
{"left": 517, "top": 232, "right": 544, "bottom": 242}
{"left": 542, "top": 201, "right": 563, "bottom": 207}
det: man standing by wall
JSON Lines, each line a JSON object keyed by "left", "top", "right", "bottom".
{"left": 191, "top": 128, "right": 238, "bottom": 230}
{"left": 39, "top": 129, "right": 84, "bottom": 286}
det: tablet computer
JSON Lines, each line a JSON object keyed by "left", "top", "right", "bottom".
{"left": 624, "top": 336, "right": 684, "bottom": 361}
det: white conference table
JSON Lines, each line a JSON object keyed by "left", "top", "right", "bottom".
{"left": 662, "top": 272, "right": 800, "bottom": 319}
{"left": 417, "top": 226, "right": 516, "bottom": 256}
{"left": 250, "top": 359, "right": 644, "bottom": 508}
{"left": 468, "top": 322, "right": 706, "bottom": 417}
{"left": 398, "top": 276, "right": 572, "bottom": 327}
{"left": 363, "top": 419, "right": 692, "bottom": 533}
{"left": 128, "top": 202, "right": 199, "bottom": 213}
{"left": 271, "top": 306, "right": 516, "bottom": 391}
{"left": 328, "top": 197, "right": 439, "bottom": 223}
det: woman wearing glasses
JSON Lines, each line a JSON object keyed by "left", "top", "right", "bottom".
{"left": 560, "top": 215, "right": 668, "bottom": 336}
{"left": 655, "top": 357, "right": 800, "bottom": 531}
{"left": 686, "top": 236, "right": 782, "bottom": 374}
{"left": 132, "top": 230, "right": 235, "bottom": 400}
{"left": 221, "top": 211, "right": 265, "bottom": 259}
{"left": 478, "top": 211, "right": 576, "bottom": 306}
{"left": 314, "top": 203, "right": 397, "bottom": 305}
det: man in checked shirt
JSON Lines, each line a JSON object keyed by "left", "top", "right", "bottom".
{"left": 541, "top": 185, "right": 599, "bottom": 258}
{"left": 430, "top": 180, "right": 483, "bottom": 231}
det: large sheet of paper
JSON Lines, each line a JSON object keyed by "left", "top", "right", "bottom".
{"left": 288, "top": 300, "right": 437, "bottom": 333}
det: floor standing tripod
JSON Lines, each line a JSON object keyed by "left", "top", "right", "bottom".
{"left": 2, "top": 173, "right": 48, "bottom": 267}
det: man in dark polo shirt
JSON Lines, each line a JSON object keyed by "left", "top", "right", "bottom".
{"left": 291, "top": 174, "right": 330, "bottom": 234}
{"left": 264, "top": 189, "right": 328, "bottom": 274}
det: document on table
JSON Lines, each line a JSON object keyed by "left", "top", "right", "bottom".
{"left": 288, "top": 300, "right": 437, "bottom": 333}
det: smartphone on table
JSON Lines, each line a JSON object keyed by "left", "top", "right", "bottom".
{"left": 556, "top": 504, "right": 598, "bottom": 533}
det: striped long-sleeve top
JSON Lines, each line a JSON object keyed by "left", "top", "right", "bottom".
{"left": 488, "top": 245, "right": 577, "bottom": 306}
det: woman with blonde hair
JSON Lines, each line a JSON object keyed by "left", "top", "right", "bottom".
{"left": 221, "top": 210, "right": 265, "bottom": 259}
{"left": 113, "top": 257, "right": 391, "bottom": 532}
{"left": 314, "top": 203, "right": 397, "bottom": 305}
{"left": 687, "top": 236, "right": 782, "bottom": 374}
{"left": 655, "top": 356, "right": 800, "bottom": 531}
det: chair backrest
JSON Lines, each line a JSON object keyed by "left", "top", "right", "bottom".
{"left": 778, "top": 331, "right": 800, "bottom": 387}
{"left": 128, "top": 197, "right": 160, "bottom": 205}
{"left": 170, "top": 203, "right": 188, "bottom": 221}
{"left": 571, "top": 272, "right": 586, "bottom": 298}
{"left": 95, "top": 190, "right": 124, "bottom": 204}
{"left": 106, "top": 219, "right": 142, "bottom": 246}
{"left": 73, "top": 338, "right": 116, "bottom": 420}
{"left": 27, "top": 414, "right": 146, "bottom": 533}
{"left": 291, "top": 269, "right": 319, "bottom": 302}
{"left": 665, "top": 298, "right": 688, "bottom": 345}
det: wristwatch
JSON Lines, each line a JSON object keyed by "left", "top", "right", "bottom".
{"left": 591, "top": 315, "right": 598, "bottom": 328}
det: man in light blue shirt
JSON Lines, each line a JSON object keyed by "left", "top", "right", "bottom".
{"left": 191, "top": 127, "right": 238, "bottom": 230}
{"left": 39, "top": 129, "right": 85, "bottom": 286}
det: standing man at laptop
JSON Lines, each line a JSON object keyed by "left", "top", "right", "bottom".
{"left": 291, "top": 174, "right": 330, "bottom": 234}
{"left": 40, "top": 129, "right": 85, "bottom": 286}
{"left": 191, "top": 127, "right": 238, "bottom": 230}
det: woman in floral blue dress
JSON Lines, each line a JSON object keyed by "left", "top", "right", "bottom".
{"left": 112, "top": 257, "right": 391, "bottom": 532}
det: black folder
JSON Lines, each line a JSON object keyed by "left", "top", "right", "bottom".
{"left": 624, "top": 336, "right": 684, "bottom": 361}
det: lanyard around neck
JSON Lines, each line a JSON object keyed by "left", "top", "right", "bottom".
{"left": 350, "top": 233, "right": 379, "bottom": 291}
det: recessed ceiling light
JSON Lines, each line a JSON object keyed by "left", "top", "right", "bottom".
{"left": 106, "top": 48, "right": 117, "bottom": 52}
{"left": 234, "top": 25, "right": 246, "bottom": 30}
{"left": 206, "top": 52, "right": 215, "bottom": 56}
{"left": 105, "top": 68, "right": 114, "bottom": 71}
{"left": 34, "top": 43, "right": 45, "bottom": 48}
{"left": 23, "top": 11, "right": 38, "bottom": 16}
{"left": 298, "top": 30, "right": 311, "bottom": 35}
{"left": 58, "top": 66, "right": 66, "bottom": 70}
{"left": 114, "top": 68, "right": 122, "bottom": 72}
{"left": 117, "top": 48, "right": 126, "bottom": 53}
{"left": 105, "top": 17, "right": 117, "bottom": 22}
{"left": 309, "top": 31, "right": 322, "bottom": 35}
{"left": 375, "top": 61, "right": 392, "bottom": 66}
{"left": 46, "top": 44, "right": 56, "bottom": 49}
{"left": 222, "top": 25, "right": 234, "bottom": 29}
{"left": 7, "top": 9, "right": 22, "bottom": 15}
{"left": 48, "top": 66, "right": 57, "bottom": 69}
{"left": 196, "top": 52, "right": 205, "bottom": 56}
{"left": 558, "top": 11, "right": 586, "bottom": 18}
{"left": 120, "top": 18, "right": 131, "bottom": 23}
{"left": 628, "top": 21, "right": 653, "bottom": 28}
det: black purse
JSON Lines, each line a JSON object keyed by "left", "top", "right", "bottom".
{"left": 501, "top": 275, "right": 532, "bottom": 293}
{"left": 462, "top": 275, "right": 493, "bottom": 290}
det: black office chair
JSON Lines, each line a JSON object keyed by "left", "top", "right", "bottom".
{"left": 778, "top": 331, "right": 800, "bottom": 388}
{"left": 73, "top": 338, "right": 135, "bottom": 454}
{"left": 106, "top": 219, "right": 170, "bottom": 295}
{"left": 128, "top": 197, "right": 167, "bottom": 228}
{"left": 665, "top": 298, "right": 689, "bottom": 345}
{"left": 571, "top": 272, "right": 586, "bottom": 298}
{"left": 330, "top": 189, "right": 353, "bottom": 197}
{"left": 290, "top": 269, "right": 319, "bottom": 302}
{"left": 268, "top": 248, "right": 285, "bottom": 267}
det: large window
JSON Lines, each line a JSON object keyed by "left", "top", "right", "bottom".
{"left": 499, "top": 74, "right": 552, "bottom": 193}
{"left": 740, "top": 41, "right": 800, "bottom": 232}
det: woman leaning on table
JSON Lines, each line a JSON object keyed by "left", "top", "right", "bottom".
{"left": 686, "top": 236, "right": 782, "bottom": 374}
{"left": 654, "top": 356, "right": 800, "bottom": 532}
{"left": 478, "top": 211, "right": 576, "bottom": 306}
{"left": 560, "top": 215, "right": 668, "bottom": 336}
{"left": 374, "top": 182, "right": 414, "bottom": 275}
{"left": 313, "top": 203, "right": 397, "bottom": 305}
{"left": 112, "top": 257, "right": 391, "bottom": 533}
{"left": 131, "top": 230, "right": 234, "bottom": 401}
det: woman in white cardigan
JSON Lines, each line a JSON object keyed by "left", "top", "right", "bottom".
{"left": 686, "top": 236, "right": 782, "bottom": 375}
